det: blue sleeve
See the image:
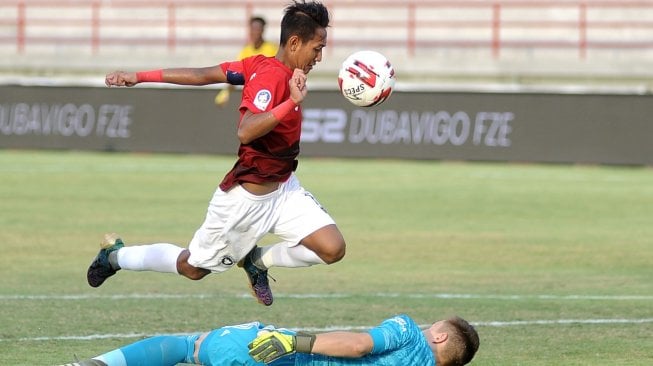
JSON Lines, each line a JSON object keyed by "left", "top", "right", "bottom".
{"left": 367, "top": 315, "right": 413, "bottom": 355}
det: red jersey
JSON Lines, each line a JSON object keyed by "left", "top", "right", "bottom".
{"left": 218, "top": 55, "right": 302, "bottom": 191}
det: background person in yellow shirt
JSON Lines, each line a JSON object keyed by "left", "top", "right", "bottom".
{"left": 215, "top": 16, "right": 279, "bottom": 107}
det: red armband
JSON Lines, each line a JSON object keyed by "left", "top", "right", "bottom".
{"left": 271, "top": 99, "right": 297, "bottom": 121}
{"left": 136, "top": 69, "right": 163, "bottom": 83}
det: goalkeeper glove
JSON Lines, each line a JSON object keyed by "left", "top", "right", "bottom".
{"left": 248, "top": 330, "right": 316, "bottom": 363}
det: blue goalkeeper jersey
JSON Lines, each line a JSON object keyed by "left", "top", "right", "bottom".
{"left": 198, "top": 321, "right": 276, "bottom": 365}
{"left": 198, "top": 314, "right": 434, "bottom": 366}
{"left": 288, "top": 314, "right": 435, "bottom": 366}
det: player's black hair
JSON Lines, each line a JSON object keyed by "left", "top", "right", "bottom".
{"left": 280, "top": 0, "right": 330, "bottom": 45}
{"left": 250, "top": 16, "right": 266, "bottom": 27}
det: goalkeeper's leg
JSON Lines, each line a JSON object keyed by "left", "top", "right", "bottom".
{"left": 75, "top": 335, "right": 194, "bottom": 366}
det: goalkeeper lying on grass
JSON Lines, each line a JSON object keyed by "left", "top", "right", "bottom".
{"left": 58, "top": 314, "right": 479, "bottom": 366}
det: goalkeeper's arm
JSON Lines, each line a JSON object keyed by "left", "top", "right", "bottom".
{"left": 310, "top": 332, "right": 374, "bottom": 358}
{"left": 248, "top": 331, "right": 316, "bottom": 363}
{"left": 248, "top": 330, "right": 374, "bottom": 363}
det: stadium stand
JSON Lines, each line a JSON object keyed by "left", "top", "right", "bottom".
{"left": 1, "top": 0, "right": 653, "bottom": 88}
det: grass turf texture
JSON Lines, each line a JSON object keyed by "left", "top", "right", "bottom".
{"left": 1, "top": 150, "right": 652, "bottom": 365}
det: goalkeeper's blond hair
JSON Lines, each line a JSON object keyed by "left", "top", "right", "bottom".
{"left": 437, "top": 316, "right": 480, "bottom": 366}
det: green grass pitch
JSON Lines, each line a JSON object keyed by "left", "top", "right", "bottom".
{"left": 1, "top": 150, "right": 652, "bottom": 365}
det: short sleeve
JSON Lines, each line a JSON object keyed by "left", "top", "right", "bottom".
{"left": 367, "top": 315, "right": 413, "bottom": 355}
{"left": 240, "top": 68, "right": 288, "bottom": 114}
{"left": 219, "top": 60, "right": 245, "bottom": 85}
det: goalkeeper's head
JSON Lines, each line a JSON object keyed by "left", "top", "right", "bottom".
{"left": 425, "top": 316, "right": 480, "bottom": 366}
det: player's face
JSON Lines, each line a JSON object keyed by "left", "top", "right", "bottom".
{"left": 295, "top": 27, "right": 327, "bottom": 74}
{"left": 249, "top": 21, "right": 265, "bottom": 43}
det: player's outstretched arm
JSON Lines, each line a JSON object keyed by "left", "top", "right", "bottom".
{"left": 310, "top": 331, "right": 374, "bottom": 358}
{"left": 248, "top": 330, "right": 373, "bottom": 363}
{"left": 105, "top": 71, "right": 138, "bottom": 87}
{"left": 105, "top": 66, "right": 227, "bottom": 87}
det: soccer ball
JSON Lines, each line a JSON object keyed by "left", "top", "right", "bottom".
{"left": 338, "top": 50, "right": 395, "bottom": 107}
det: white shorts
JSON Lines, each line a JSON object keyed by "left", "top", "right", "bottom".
{"left": 187, "top": 174, "right": 335, "bottom": 272}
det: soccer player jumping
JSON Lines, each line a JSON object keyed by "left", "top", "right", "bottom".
{"left": 91, "top": 0, "right": 344, "bottom": 306}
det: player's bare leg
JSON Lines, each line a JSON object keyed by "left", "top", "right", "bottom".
{"left": 243, "top": 225, "right": 344, "bottom": 306}
{"left": 299, "top": 224, "right": 346, "bottom": 264}
{"left": 176, "top": 249, "right": 210, "bottom": 280}
{"left": 254, "top": 225, "right": 345, "bottom": 269}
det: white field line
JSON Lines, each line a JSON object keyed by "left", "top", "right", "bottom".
{"left": 1, "top": 292, "right": 652, "bottom": 301}
{"left": 5, "top": 318, "right": 653, "bottom": 342}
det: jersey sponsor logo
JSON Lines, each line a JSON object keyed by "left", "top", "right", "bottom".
{"left": 390, "top": 316, "right": 409, "bottom": 332}
{"left": 254, "top": 89, "right": 272, "bottom": 111}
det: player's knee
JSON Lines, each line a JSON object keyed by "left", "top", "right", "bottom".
{"left": 321, "top": 239, "right": 346, "bottom": 264}
{"left": 177, "top": 251, "right": 210, "bottom": 280}
{"left": 186, "top": 272, "right": 208, "bottom": 280}
{"left": 180, "top": 266, "right": 210, "bottom": 280}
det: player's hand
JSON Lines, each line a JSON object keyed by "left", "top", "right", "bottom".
{"left": 288, "top": 68, "right": 307, "bottom": 104}
{"left": 248, "top": 331, "right": 296, "bottom": 363}
{"left": 105, "top": 71, "right": 138, "bottom": 87}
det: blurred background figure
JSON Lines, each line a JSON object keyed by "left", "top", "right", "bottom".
{"left": 215, "top": 16, "right": 279, "bottom": 107}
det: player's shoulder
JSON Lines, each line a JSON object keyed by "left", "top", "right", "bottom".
{"left": 385, "top": 314, "right": 416, "bottom": 325}
{"left": 243, "top": 55, "right": 282, "bottom": 70}
{"left": 243, "top": 56, "right": 291, "bottom": 84}
{"left": 242, "top": 54, "right": 272, "bottom": 65}
{"left": 380, "top": 314, "right": 422, "bottom": 334}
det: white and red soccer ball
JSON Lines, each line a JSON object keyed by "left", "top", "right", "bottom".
{"left": 338, "top": 50, "right": 396, "bottom": 107}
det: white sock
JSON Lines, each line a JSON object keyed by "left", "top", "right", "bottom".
{"left": 116, "top": 244, "right": 183, "bottom": 274}
{"left": 95, "top": 349, "right": 126, "bottom": 366}
{"left": 257, "top": 243, "right": 326, "bottom": 269}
